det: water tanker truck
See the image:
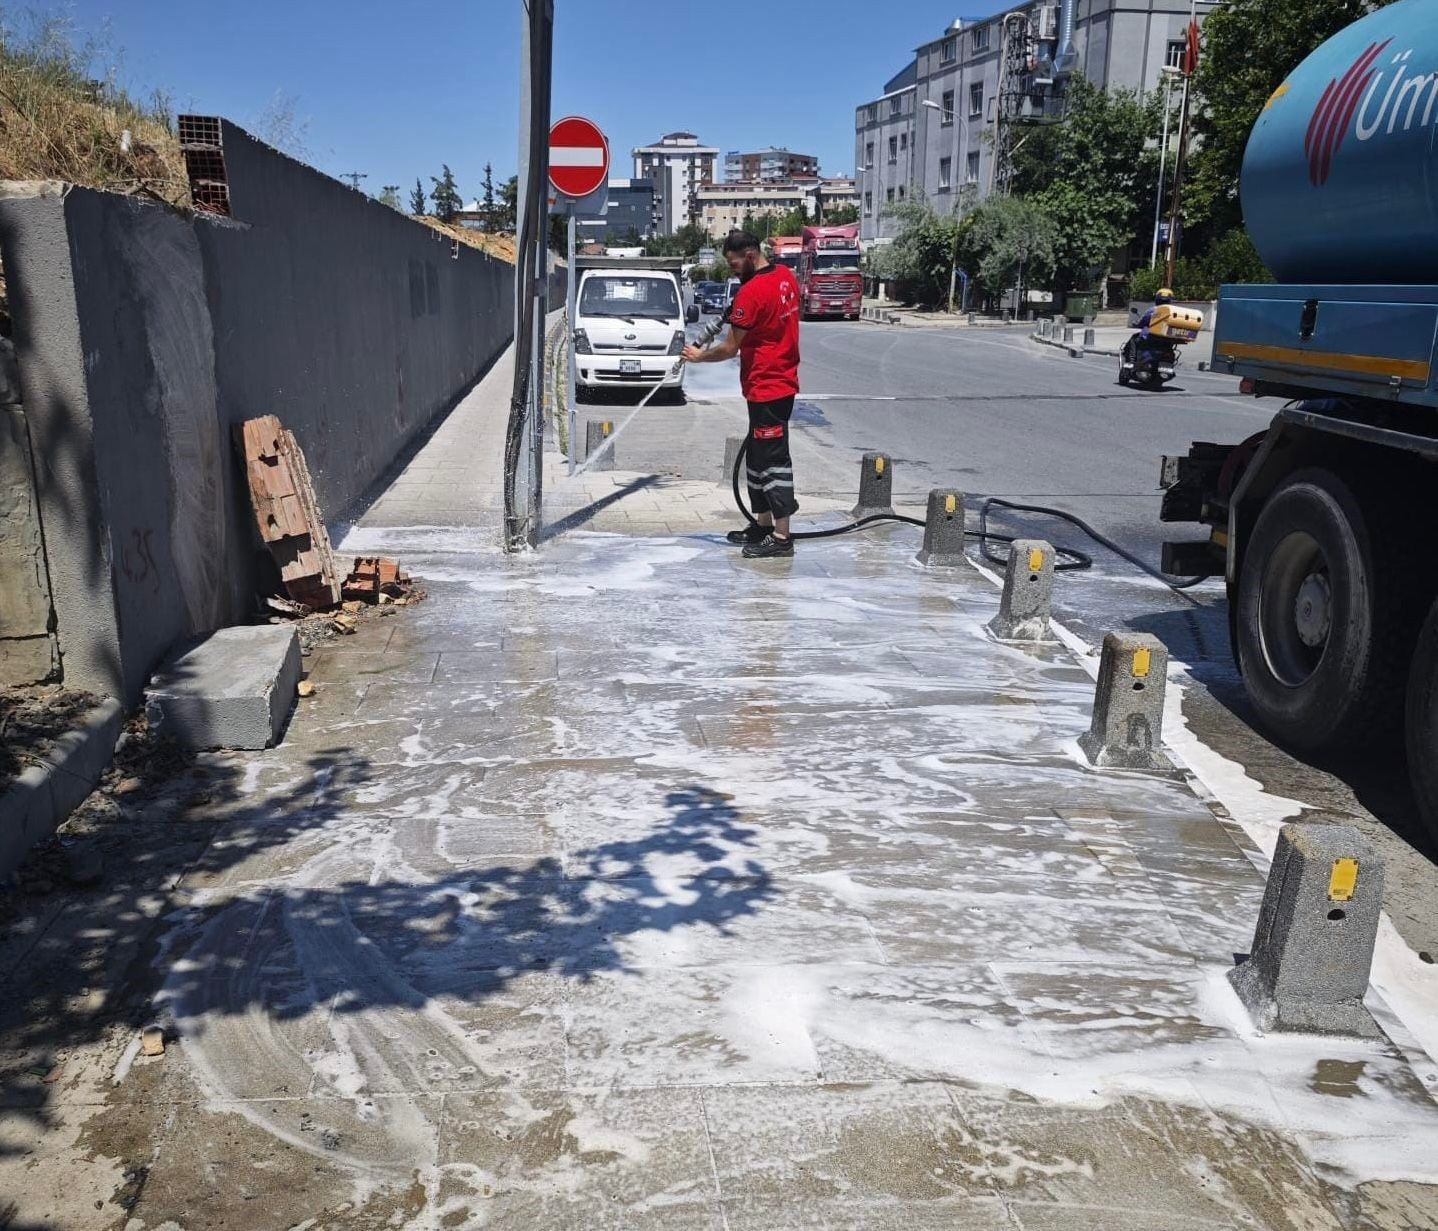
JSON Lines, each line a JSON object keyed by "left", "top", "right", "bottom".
{"left": 1159, "top": 0, "right": 1438, "bottom": 837}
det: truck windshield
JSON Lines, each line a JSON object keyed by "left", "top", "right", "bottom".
{"left": 813, "top": 254, "right": 861, "bottom": 273}
{"left": 580, "top": 276, "right": 679, "bottom": 318}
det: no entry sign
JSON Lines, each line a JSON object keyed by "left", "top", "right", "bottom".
{"left": 548, "top": 116, "right": 609, "bottom": 200}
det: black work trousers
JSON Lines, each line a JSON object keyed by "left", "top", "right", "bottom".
{"left": 745, "top": 395, "right": 798, "bottom": 520}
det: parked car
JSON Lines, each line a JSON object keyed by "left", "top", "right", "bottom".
{"left": 701, "top": 286, "right": 726, "bottom": 315}
{"left": 573, "top": 256, "right": 689, "bottom": 401}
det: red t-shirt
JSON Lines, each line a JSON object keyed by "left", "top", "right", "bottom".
{"left": 729, "top": 264, "right": 801, "bottom": 403}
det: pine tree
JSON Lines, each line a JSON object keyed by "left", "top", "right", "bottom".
{"left": 409, "top": 178, "right": 426, "bottom": 215}
{"left": 430, "top": 165, "right": 462, "bottom": 224}
{"left": 481, "top": 163, "right": 498, "bottom": 232}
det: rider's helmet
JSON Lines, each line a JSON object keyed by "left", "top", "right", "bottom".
{"left": 1155, "top": 287, "right": 1175, "bottom": 305}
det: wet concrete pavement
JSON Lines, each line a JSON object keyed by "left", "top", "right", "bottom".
{"left": 5, "top": 345, "right": 1438, "bottom": 1229}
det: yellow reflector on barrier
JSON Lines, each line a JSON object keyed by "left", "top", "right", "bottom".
{"left": 875, "top": 457, "right": 886, "bottom": 475}
{"left": 1132, "top": 648, "right": 1152, "bottom": 679}
{"left": 1329, "top": 858, "right": 1359, "bottom": 902}
{"left": 1028, "top": 548, "right": 1044, "bottom": 572}
{"left": 944, "top": 495, "right": 956, "bottom": 515}
{"left": 603, "top": 421, "right": 613, "bottom": 435}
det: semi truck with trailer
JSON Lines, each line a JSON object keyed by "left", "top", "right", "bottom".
{"left": 1158, "top": 0, "right": 1438, "bottom": 837}
{"left": 798, "top": 224, "right": 863, "bottom": 320}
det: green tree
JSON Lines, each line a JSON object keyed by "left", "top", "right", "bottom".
{"left": 500, "top": 175, "right": 519, "bottom": 230}
{"left": 961, "top": 196, "right": 1058, "bottom": 307}
{"left": 823, "top": 203, "right": 860, "bottom": 226}
{"left": 480, "top": 162, "right": 498, "bottom": 231}
{"left": 1012, "top": 78, "right": 1157, "bottom": 293}
{"left": 409, "top": 177, "right": 426, "bottom": 215}
{"left": 430, "top": 164, "right": 462, "bottom": 223}
{"left": 377, "top": 184, "right": 401, "bottom": 209}
{"left": 1189, "top": 0, "right": 1396, "bottom": 231}
{"left": 879, "top": 198, "right": 963, "bottom": 306}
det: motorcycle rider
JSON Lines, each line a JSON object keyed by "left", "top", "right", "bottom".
{"left": 1136, "top": 287, "right": 1175, "bottom": 344}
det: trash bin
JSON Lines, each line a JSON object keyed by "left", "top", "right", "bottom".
{"left": 1065, "top": 292, "right": 1100, "bottom": 324}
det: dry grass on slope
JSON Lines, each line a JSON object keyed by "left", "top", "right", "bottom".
{"left": 0, "top": 13, "right": 188, "bottom": 205}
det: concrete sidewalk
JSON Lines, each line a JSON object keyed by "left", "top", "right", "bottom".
{"left": 4, "top": 340, "right": 1438, "bottom": 1229}
{"left": 1032, "top": 322, "right": 1217, "bottom": 368}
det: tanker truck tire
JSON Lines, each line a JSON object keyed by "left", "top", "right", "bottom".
{"left": 1405, "top": 598, "right": 1438, "bottom": 844}
{"left": 1236, "top": 469, "right": 1408, "bottom": 753}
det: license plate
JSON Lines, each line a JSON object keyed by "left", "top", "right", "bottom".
{"left": 619, "top": 360, "right": 641, "bottom": 375}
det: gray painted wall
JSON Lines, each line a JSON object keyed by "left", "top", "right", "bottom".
{"left": 0, "top": 123, "right": 516, "bottom": 705}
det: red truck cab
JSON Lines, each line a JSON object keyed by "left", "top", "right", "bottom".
{"left": 769, "top": 236, "right": 803, "bottom": 275}
{"left": 799, "top": 224, "right": 862, "bottom": 320}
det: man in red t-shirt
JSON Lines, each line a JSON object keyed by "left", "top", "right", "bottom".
{"left": 683, "top": 230, "right": 802, "bottom": 558}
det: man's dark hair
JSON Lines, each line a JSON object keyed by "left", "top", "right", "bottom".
{"left": 722, "top": 229, "right": 762, "bottom": 255}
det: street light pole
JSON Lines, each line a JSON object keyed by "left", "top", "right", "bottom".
{"left": 921, "top": 98, "right": 966, "bottom": 313}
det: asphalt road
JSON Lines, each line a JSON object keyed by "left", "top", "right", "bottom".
{"left": 662, "top": 319, "right": 1438, "bottom": 955}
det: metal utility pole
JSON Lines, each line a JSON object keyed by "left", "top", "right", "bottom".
{"left": 340, "top": 171, "right": 368, "bottom": 190}
{"left": 1165, "top": 0, "right": 1200, "bottom": 287}
{"left": 504, "top": 0, "right": 554, "bottom": 551}
{"left": 1150, "top": 70, "right": 1179, "bottom": 268}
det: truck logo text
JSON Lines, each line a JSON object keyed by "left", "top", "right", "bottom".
{"left": 1306, "top": 38, "right": 1390, "bottom": 186}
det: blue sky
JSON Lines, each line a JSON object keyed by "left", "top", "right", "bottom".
{"left": 54, "top": 0, "right": 1013, "bottom": 202}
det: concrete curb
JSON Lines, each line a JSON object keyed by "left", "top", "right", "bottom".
{"left": 1028, "top": 332, "right": 1121, "bottom": 359}
{"left": 0, "top": 697, "right": 123, "bottom": 881}
{"left": 859, "top": 307, "right": 905, "bottom": 326}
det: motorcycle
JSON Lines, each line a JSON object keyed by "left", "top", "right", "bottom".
{"left": 1118, "top": 334, "right": 1179, "bottom": 390}
{"left": 1118, "top": 302, "right": 1204, "bottom": 391}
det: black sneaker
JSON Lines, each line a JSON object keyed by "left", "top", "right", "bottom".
{"left": 742, "top": 532, "right": 795, "bottom": 559}
{"left": 726, "top": 524, "right": 768, "bottom": 546}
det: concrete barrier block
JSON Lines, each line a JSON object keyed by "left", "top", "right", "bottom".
{"left": 917, "top": 489, "right": 966, "bottom": 568}
{"left": 1228, "top": 822, "right": 1384, "bottom": 1037}
{"left": 1062, "top": 325, "right": 1075, "bottom": 343}
{"left": 1083, "top": 327, "right": 1096, "bottom": 349}
{"left": 852, "top": 452, "right": 895, "bottom": 519}
{"left": 585, "top": 419, "right": 615, "bottom": 472}
{"left": 1078, "top": 632, "right": 1168, "bottom": 769}
{"left": 989, "top": 539, "right": 1055, "bottom": 641}
{"left": 146, "top": 625, "right": 301, "bottom": 749}
{"left": 720, "top": 435, "right": 745, "bottom": 487}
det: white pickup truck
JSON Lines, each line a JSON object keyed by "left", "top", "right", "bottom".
{"left": 573, "top": 256, "right": 698, "bottom": 402}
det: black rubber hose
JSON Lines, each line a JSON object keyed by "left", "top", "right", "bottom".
{"left": 976, "top": 496, "right": 1210, "bottom": 597}
{"left": 727, "top": 438, "right": 1092, "bottom": 567}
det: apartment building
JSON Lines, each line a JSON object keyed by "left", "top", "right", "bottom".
{"left": 631, "top": 132, "right": 720, "bottom": 234}
{"left": 855, "top": 0, "right": 1209, "bottom": 242}
{"left": 724, "top": 147, "right": 821, "bottom": 183}
{"left": 695, "top": 178, "right": 861, "bottom": 241}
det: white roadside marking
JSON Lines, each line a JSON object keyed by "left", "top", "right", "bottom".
{"left": 967, "top": 553, "right": 1438, "bottom": 1081}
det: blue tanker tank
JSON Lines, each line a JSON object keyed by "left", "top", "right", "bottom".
{"left": 1213, "top": 0, "right": 1438, "bottom": 408}
{"left": 1242, "top": 0, "right": 1438, "bottom": 284}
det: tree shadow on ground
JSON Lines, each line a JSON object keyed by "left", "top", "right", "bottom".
{"left": 0, "top": 707, "right": 774, "bottom": 1230}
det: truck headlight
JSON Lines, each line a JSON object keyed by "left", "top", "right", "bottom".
{"left": 573, "top": 329, "right": 592, "bottom": 355}
{"left": 668, "top": 330, "right": 686, "bottom": 356}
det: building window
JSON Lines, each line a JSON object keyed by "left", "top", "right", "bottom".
{"left": 941, "top": 36, "right": 956, "bottom": 64}
{"left": 869, "top": 104, "right": 879, "bottom": 123}
{"left": 941, "top": 89, "right": 956, "bottom": 126}
{"left": 939, "top": 157, "right": 952, "bottom": 190}
{"left": 966, "top": 150, "right": 981, "bottom": 183}
{"left": 865, "top": 142, "right": 874, "bottom": 169}
{"left": 888, "top": 135, "right": 898, "bottom": 162}
{"left": 898, "top": 185, "right": 906, "bottom": 200}
{"left": 972, "top": 24, "right": 990, "bottom": 52}
{"left": 970, "top": 83, "right": 984, "bottom": 117}
{"left": 890, "top": 96, "right": 903, "bottom": 117}
{"left": 886, "top": 187, "right": 895, "bottom": 203}
{"left": 864, "top": 190, "right": 873, "bottom": 215}
{"left": 1166, "top": 39, "right": 1187, "bottom": 70}
{"left": 900, "top": 132, "right": 908, "bottom": 151}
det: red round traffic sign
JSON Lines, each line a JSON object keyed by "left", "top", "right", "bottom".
{"left": 548, "top": 115, "right": 610, "bottom": 199}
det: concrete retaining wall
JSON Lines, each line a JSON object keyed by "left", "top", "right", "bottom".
{"left": 0, "top": 122, "right": 516, "bottom": 705}
{"left": 0, "top": 338, "right": 56, "bottom": 684}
